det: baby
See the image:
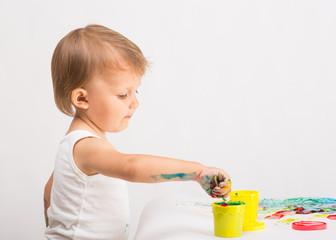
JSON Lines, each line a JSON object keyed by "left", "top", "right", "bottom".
{"left": 44, "top": 24, "right": 231, "bottom": 240}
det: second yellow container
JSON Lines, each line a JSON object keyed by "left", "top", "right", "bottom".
{"left": 230, "top": 190, "right": 265, "bottom": 231}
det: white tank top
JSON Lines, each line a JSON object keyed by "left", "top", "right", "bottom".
{"left": 45, "top": 130, "right": 130, "bottom": 240}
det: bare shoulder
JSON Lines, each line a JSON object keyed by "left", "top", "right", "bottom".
{"left": 73, "top": 136, "right": 118, "bottom": 175}
{"left": 75, "top": 136, "right": 116, "bottom": 152}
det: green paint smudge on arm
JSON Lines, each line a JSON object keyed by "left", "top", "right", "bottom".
{"left": 151, "top": 172, "right": 197, "bottom": 181}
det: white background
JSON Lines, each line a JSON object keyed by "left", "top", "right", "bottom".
{"left": 0, "top": 0, "right": 335, "bottom": 239}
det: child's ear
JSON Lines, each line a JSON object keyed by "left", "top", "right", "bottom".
{"left": 71, "top": 88, "right": 89, "bottom": 110}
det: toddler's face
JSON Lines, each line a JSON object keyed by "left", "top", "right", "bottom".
{"left": 84, "top": 69, "right": 142, "bottom": 133}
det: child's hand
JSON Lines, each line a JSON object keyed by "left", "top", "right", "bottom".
{"left": 196, "top": 167, "right": 231, "bottom": 199}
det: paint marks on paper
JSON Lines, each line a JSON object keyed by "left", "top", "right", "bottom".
{"left": 259, "top": 197, "right": 336, "bottom": 224}
{"left": 309, "top": 214, "right": 329, "bottom": 219}
{"left": 265, "top": 210, "right": 295, "bottom": 219}
{"left": 176, "top": 201, "right": 212, "bottom": 213}
{"left": 259, "top": 197, "right": 336, "bottom": 215}
{"left": 124, "top": 224, "right": 129, "bottom": 233}
{"left": 278, "top": 218, "right": 302, "bottom": 224}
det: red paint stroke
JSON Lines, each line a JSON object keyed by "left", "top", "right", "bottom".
{"left": 265, "top": 210, "right": 295, "bottom": 219}
{"left": 293, "top": 207, "right": 311, "bottom": 214}
{"left": 293, "top": 207, "right": 324, "bottom": 214}
{"left": 327, "top": 214, "right": 336, "bottom": 220}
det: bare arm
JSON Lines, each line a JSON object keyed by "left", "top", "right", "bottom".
{"left": 44, "top": 172, "right": 53, "bottom": 227}
{"left": 75, "top": 138, "right": 231, "bottom": 198}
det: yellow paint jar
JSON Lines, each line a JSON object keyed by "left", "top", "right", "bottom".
{"left": 212, "top": 201, "right": 245, "bottom": 238}
{"left": 230, "top": 190, "right": 265, "bottom": 231}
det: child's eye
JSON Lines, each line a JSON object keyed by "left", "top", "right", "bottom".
{"left": 118, "top": 90, "right": 138, "bottom": 99}
{"left": 118, "top": 94, "right": 128, "bottom": 99}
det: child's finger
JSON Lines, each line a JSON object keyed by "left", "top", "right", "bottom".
{"left": 218, "top": 173, "right": 225, "bottom": 183}
{"left": 212, "top": 187, "right": 223, "bottom": 195}
{"left": 219, "top": 179, "right": 231, "bottom": 189}
{"left": 213, "top": 186, "right": 231, "bottom": 195}
{"left": 212, "top": 187, "right": 231, "bottom": 199}
{"left": 223, "top": 189, "right": 231, "bottom": 198}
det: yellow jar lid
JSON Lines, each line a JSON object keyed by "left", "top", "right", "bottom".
{"left": 243, "top": 221, "right": 265, "bottom": 231}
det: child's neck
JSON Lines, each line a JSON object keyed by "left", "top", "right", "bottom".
{"left": 67, "top": 114, "right": 106, "bottom": 139}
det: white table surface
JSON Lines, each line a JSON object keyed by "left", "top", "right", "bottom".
{"left": 133, "top": 195, "right": 336, "bottom": 240}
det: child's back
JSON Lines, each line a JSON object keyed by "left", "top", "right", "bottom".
{"left": 45, "top": 130, "right": 129, "bottom": 239}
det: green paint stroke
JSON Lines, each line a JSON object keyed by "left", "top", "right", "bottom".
{"left": 124, "top": 224, "right": 129, "bottom": 233}
{"left": 151, "top": 172, "right": 197, "bottom": 181}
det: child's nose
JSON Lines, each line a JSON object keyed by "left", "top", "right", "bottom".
{"left": 129, "top": 95, "right": 139, "bottom": 109}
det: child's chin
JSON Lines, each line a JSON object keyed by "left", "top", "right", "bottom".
{"left": 107, "top": 125, "right": 128, "bottom": 133}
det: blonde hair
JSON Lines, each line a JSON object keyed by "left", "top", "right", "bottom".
{"left": 51, "top": 24, "right": 148, "bottom": 116}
